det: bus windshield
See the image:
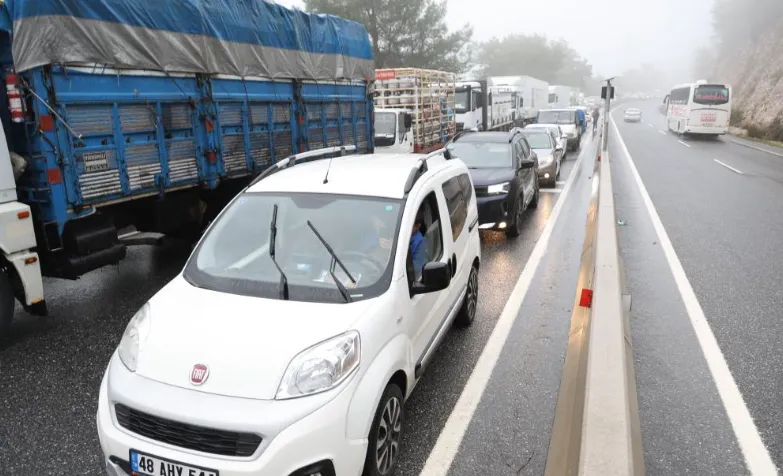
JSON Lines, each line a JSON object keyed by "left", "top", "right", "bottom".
{"left": 693, "top": 86, "right": 730, "bottom": 106}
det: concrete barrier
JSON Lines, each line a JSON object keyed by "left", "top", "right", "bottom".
{"left": 545, "top": 148, "right": 644, "bottom": 476}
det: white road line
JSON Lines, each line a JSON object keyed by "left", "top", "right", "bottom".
{"left": 677, "top": 140, "right": 691, "bottom": 148}
{"left": 648, "top": 123, "right": 654, "bottom": 127}
{"left": 418, "top": 130, "right": 591, "bottom": 476}
{"left": 714, "top": 159, "right": 744, "bottom": 175}
{"left": 659, "top": 130, "right": 667, "bottom": 135}
{"left": 611, "top": 117, "right": 778, "bottom": 476}
{"left": 556, "top": 180, "right": 567, "bottom": 185}
{"left": 541, "top": 189, "right": 563, "bottom": 194}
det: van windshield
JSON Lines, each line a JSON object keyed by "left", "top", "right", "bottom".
{"left": 183, "top": 192, "right": 403, "bottom": 303}
{"left": 537, "top": 110, "right": 575, "bottom": 125}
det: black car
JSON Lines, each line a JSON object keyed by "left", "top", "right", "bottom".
{"left": 445, "top": 130, "right": 540, "bottom": 237}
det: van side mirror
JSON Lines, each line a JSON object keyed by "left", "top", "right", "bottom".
{"left": 411, "top": 261, "right": 451, "bottom": 295}
{"left": 403, "top": 113, "right": 412, "bottom": 130}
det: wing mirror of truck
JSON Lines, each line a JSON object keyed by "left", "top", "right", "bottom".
{"left": 403, "top": 113, "right": 412, "bottom": 130}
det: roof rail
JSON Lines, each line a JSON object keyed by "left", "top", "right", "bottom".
{"left": 403, "top": 147, "right": 457, "bottom": 195}
{"left": 250, "top": 145, "right": 357, "bottom": 186}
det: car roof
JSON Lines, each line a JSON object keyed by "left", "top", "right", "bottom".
{"left": 247, "top": 152, "right": 459, "bottom": 199}
{"left": 453, "top": 131, "right": 513, "bottom": 143}
{"left": 543, "top": 108, "right": 574, "bottom": 113}
{"left": 525, "top": 124, "right": 558, "bottom": 129}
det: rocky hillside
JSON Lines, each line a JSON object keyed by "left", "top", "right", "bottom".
{"left": 713, "top": 15, "right": 783, "bottom": 140}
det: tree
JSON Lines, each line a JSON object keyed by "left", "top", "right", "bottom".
{"left": 474, "top": 34, "right": 594, "bottom": 90}
{"left": 303, "top": 0, "right": 473, "bottom": 72}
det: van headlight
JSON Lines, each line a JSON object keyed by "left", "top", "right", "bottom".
{"left": 276, "top": 331, "right": 361, "bottom": 400}
{"left": 118, "top": 303, "right": 152, "bottom": 372}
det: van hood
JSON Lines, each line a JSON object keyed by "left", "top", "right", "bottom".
{"left": 132, "top": 277, "right": 377, "bottom": 400}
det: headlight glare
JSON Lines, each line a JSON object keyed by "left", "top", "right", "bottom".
{"left": 487, "top": 182, "right": 510, "bottom": 194}
{"left": 118, "top": 303, "right": 152, "bottom": 372}
{"left": 276, "top": 331, "right": 360, "bottom": 400}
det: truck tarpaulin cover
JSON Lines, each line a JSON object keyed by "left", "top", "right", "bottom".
{"left": 4, "top": 0, "right": 375, "bottom": 81}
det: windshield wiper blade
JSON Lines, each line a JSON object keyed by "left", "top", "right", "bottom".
{"left": 269, "top": 204, "right": 289, "bottom": 300}
{"left": 306, "top": 220, "right": 356, "bottom": 303}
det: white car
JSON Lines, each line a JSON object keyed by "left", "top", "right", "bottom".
{"left": 97, "top": 146, "right": 482, "bottom": 476}
{"left": 523, "top": 123, "right": 568, "bottom": 159}
{"left": 624, "top": 108, "right": 643, "bottom": 122}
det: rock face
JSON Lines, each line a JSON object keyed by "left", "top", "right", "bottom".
{"left": 713, "top": 15, "right": 783, "bottom": 138}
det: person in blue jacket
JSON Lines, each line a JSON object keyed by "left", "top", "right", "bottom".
{"left": 409, "top": 213, "right": 429, "bottom": 281}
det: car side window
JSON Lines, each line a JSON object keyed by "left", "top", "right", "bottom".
{"left": 457, "top": 173, "right": 473, "bottom": 204}
{"left": 407, "top": 192, "right": 443, "bottom": 283}
{"left": 441, "top": 176, "right": 468, "bottom": 241}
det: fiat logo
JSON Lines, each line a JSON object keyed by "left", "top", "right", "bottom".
{"left": 190, "top": 364, "right": 209, "bottom": 386}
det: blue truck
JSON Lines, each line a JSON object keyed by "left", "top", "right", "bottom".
{"left": 0, "top": 0, "right": 375, "bottom": 337}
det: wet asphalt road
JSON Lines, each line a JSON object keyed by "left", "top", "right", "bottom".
{"left": 611, "top": 101, "right": 783, "bottom": 474}
{"left": 0, "top": 136, "right": 593, "bottom": 476}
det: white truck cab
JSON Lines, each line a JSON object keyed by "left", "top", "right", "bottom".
{"left": 374, "top": 108, "right": 414, "bottom": 153}
{"left": 0, "top": 125, "right": 45, "bottom": 337}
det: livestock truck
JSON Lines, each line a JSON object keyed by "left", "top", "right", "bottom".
{"left": 373, "top": 68, "right": 457, "bottom": 154}
{"left": 0, "top": 0, "right": 375, "bottom": 337}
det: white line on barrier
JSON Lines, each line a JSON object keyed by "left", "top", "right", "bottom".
{"left": 611, "top": 116, "right": 778, "bottom": 476}
{"left": 714, "top": 159, "right": 744, "bottom": 175}
{"left": 418, "top": 128, "right": 592, "bottom": 476}
{"left": 677, "top": 140, "right": 691, "bottom": 148}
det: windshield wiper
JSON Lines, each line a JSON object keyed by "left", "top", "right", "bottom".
{"left": 269, "top": 204, "right": 289, "bottom": 300}
{"left": 306, "top": 220, "right": 356, "bottom": 303}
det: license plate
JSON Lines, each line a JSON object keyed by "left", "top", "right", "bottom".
{"left": 81, "top": 151, "right": 109, "bottom": 172}
{"left": 701, "top": 113, "right": 717, "bottom": 122}
{"left": 130, "top": 450, "right": 219, "bottom": 476}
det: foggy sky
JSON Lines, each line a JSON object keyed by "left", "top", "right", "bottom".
{"left": 274, "top": 0, "right": 714, "bottom": 77}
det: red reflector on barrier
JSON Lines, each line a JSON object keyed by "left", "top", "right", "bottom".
{"left": 579, "top": 288, "right": 593, "bottom": 308}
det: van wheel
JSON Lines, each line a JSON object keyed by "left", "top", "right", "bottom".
{"left": 364, "top": 383, "right": 404, "bottom": 476}
{"left": 0, "top": 271, "right": 15, "bottom": 341}
{"left": 455, "top": 266, "right": 479, "bottom": 328}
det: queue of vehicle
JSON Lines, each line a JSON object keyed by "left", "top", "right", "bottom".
{"left": 535, "top": 108, "right": 583, "bottom": 151}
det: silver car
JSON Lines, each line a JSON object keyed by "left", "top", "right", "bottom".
{"left": 524, "top": 124, "right": 568, "bottom": 159}
{"left": 521, "top": 129, "right": 563, "bottom": 187}
{"left": 624, "top": 108, "right": 643, "bottom": 122}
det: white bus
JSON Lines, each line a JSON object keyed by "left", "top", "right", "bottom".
{"left": 663, "top": 81, "right": 732, "bottom": 135}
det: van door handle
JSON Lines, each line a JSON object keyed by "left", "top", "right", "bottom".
{"left": 469, "top": 216, "right": 479, "bottom": 232}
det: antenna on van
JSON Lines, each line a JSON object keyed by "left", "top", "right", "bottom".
{"left": 322, "top": 146, "right": 346, "bottom": 184}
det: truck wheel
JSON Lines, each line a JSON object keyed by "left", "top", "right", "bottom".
{"left": 0, "top": 271, "right": 15, "bottom": 341}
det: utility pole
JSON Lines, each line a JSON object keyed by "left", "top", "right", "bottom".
{"left": 602, "top": 78, "right": 615, "bottom": 152}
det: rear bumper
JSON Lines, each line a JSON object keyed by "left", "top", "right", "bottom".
{"left": 624, "top": 116, "right": 642, "bottom": 122}
{"left": 685, "top": 125, "right": 727, "bottom": 134}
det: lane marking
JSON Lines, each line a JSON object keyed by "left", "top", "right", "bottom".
{"left": 648, "top": 123, "right": 654, "bottom": 128}
{"left": 714, "top": 159, "right": 744, "bottom": 175}
{"left": 556, "top": 180, "right": 567, "bottom": 185}
{"left": 419, "top": 131, "right": 593, "bottom": 476}
{"left": 677, "top": 140, "right": 691, "bottom": 148}
{"left": 659, "top": 130, "right": 667, "bottom": 135}
{"left": 541, "top": 189, "right": 562, "bottom": 194}
{"left": 611, "top": 117, "right": 778, "bottom": 476}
